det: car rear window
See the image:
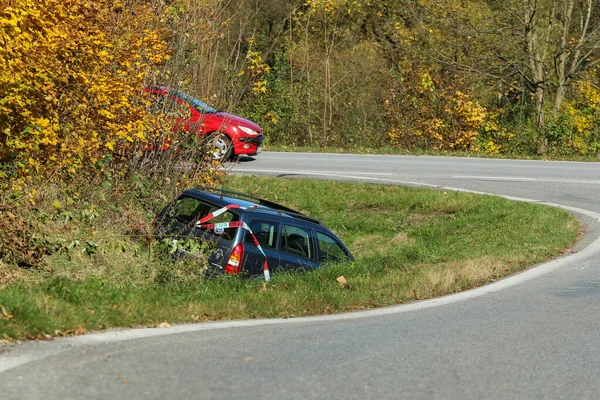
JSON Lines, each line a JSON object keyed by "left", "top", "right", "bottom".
{"left": 167, "top": 196, "right": 206, "bottom": 223}
{"left": 166, "top": 195, "right": 238, "bottom": 239}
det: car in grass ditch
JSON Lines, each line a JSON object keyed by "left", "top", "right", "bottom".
{"left": 154, "top": 187, "right": 353, "bottom": 278}
{"left": 144, "top": 86, "right": 265, "bottom": 160}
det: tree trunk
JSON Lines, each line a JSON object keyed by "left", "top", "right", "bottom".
{"left": 554, "top": 0, "right": 594, "bottom": 114}
{"left": 534, "top": 86, "right": 547, "bottom": 154}
{"left": 553, "top": 0, "right": 574, "bottom": 114}
{"left": 524, "top": 0, "right": 549, "bottom": 154}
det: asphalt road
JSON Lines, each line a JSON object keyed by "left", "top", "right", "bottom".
{"left": 2, "top": 152, "right": 600, "bottom": 400}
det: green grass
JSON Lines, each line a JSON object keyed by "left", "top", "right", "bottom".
{"left": 264, "top": 144, "right": 600, "bottom": 162}
{"left": 0, "top": 176, "right": 579, "bottom": 341}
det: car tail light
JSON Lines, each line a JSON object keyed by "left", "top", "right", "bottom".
{"left": 225, "top": 243, "right": 244, "bottom": 274}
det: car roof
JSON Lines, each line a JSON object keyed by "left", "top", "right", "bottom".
{"left": 182, "top": 187, "right": 323, "bottom": 226}
{"left": 145, "top": 86, "right": 218, "bottom": 113}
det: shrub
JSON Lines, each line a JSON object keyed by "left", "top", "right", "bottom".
{"left": 0, "top": 204, "right": 55, "bottom": 268}
{"left": 387, "top": 71, "right": 487, "bottom": 151}
{"left": 0, "top": 0, "right": 170, "bottom": 192}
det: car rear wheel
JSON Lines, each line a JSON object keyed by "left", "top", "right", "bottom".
{"left": 210, "top": 133, "right": 233, "bottom": 161}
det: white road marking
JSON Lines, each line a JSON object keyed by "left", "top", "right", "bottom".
{"left": 234, "top": 169, "right": 439, "bottom": 186}
{"left": 452, "top": 175, "right": 537, "bottom": 182}
{"left": 235, "top": 168, "right": 394, "bottom": 176}
{"left": 2, "top": 173, "right": 600, "bottom": 374}
{"left": 452, "top": 175, "right": 600, "bottom": 184}
{"left": 237, "top": 168, "right": 600, "bottom": 185}
{"left": 260, "top": 151, "right": 600, "bottom": 165}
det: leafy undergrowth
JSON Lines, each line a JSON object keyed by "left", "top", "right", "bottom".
{"left": 0, "top": 176, "right": 579, "bottom": 341}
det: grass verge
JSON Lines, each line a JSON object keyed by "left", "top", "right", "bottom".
{"left": 0, "top": 176, "right": 579, "bottom": 341}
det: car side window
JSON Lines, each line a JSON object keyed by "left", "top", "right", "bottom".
{"left": 280, "top": 225, "right": 314, "bottom": 260}
{"left": 317, "top": 232, "right": 348, "bottom": 263}
{"left": 245, "top": 220, "right": 278, "bottom": 249}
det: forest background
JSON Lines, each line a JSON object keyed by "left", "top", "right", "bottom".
{"left": 165, "top": 0, "right": 600, "bottom": 157}
{"left": 230, "top": 0, "right": 600, "bottom": 157}
{"left": 3, "top": 0, "right": 600, "bottom": 190}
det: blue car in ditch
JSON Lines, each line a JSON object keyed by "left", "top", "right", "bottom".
{"left": 154, "top": 187, "right": 353, "bottom": 278}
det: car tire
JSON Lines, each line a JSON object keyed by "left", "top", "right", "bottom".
{"left": 210, "top": 132, "right": 233, "bottom": 161}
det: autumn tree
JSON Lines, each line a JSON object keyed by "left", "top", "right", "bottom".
{"left": 488, "top": 0, "right": 600, "bottom": 152}
{"left": 391, "top": 0, "right": 600, "bottom": 153}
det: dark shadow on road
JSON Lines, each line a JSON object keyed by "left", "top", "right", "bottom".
{"left": 554, "top": 280, "right": 600, "bottom": 298}
{"left": 234, "top": 156, "right": 257, "bottom": 163}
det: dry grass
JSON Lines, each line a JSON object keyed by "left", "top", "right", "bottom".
{"left": 352, "top": 232, "right": 415, "bottom": 256}
{"left": 406, "top": 256, "right": 527, "bottom": 300}
{"left": 391, "top": 232, "right": 415, "bottom": 245}
{"left": 0, "top": 262, "right": 26, "bottom": 288}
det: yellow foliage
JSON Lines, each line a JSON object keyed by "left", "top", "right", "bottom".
{"left": 0, "top": 0, "right": 170, "bottom": 189}
{"left": 567, "top": 78, "right": 600, "bottom": 136}
{"left": 387, "top": 74, "right": 487, "bottom": 152}
{"left": 562, "top": 72, "right": 600, "bottom": 155}
{"left": 420, "top": 73, "right": 435, "bottom": 93}
{"left": 305, "top": 0, "right": 361, "bottom": 14}
{"left": 246, "top": 47, "right": 270, "bottom": 96}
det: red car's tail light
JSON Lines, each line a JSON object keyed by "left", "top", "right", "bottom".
{"left": 225, "top": 243, "right": 244, "bottom": 274}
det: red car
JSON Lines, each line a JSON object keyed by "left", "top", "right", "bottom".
{"left": 144, "top": 86, "right": 264, "bottom": 160}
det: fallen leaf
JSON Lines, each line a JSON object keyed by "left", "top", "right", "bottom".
{"left": 74, "top": 324, "right": 87, "bottom": 335}
{"left": 336, "top": 275, "right": 348, "bottom": 288}
{"left": 259, "top": 281, "right": 267, "bottom": 292}
{"left": 158, "top": 321, "right": 171, "bottom": 328}
{"left": 117, "top": 376, "right": 132, "bottom": 384}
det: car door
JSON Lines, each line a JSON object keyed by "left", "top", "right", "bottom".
{"left": 277, "top": 223, "right": 320, "bottom": 272}
{"left": 243, "top": 218, "right": 281, "bottom": 276}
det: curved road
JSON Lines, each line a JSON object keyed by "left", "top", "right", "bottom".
{"left": 2, "top": 153, "right": 600, "bottom": 399}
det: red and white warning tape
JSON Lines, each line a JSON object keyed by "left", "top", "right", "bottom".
{"left": 196, "top": 205, "right": 270, "bottom": 282}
